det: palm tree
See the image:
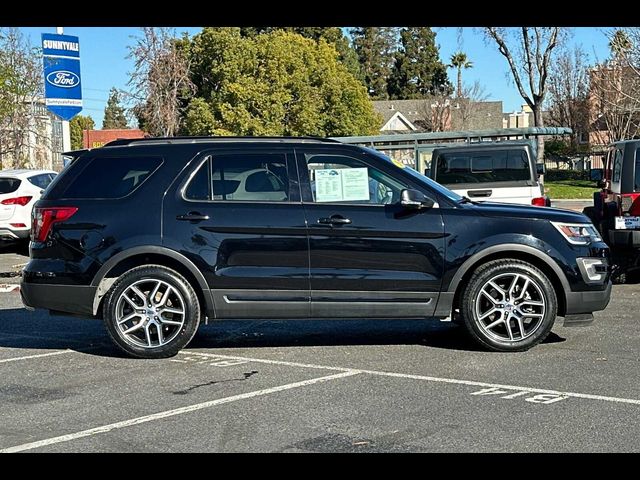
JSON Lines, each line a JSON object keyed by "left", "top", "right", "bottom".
{"left": 449, "top": 51, "right": 473, "bottom": 98}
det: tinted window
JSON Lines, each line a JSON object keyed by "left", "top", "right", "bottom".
{"left": 211, "top": 153, "right": 289, "bottom": 202}
{"left": 435, "top": 149, "right": 531, "bottom": 184}
{"left": 185, "top": 153, "right": 290, "bottom": 202}
{"left": 635, "top": 148, "right": 640, "bottom": 191}
{"left": 28, "top": 174, "right": 54, "bottom": 189}
{"left": 0, "top": 178, "right": 21, "bottom": 194}
{"left": 305, "top": 153, "right": 408, "bottom": 205}
{"left": 61, "top": 157, "right": 162, "bottom": 199}
{"left": 184, "top": 160, "right": 210, "bottom": 201}
{"left": 613, "top": 149, "right": 623, "bottom": 183}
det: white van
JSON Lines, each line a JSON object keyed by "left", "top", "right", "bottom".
{"left": 428, "top": 142, "right": 548, "bottom": 206}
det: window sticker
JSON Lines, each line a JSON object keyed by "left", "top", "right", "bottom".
{"left": 315, "top": 168, "right": 370, "bottom": 202}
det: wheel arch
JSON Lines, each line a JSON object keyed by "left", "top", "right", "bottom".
{"left": 91, "top": 246, "right": 213, "bottom": 318}
{"left": 448, "top": 244, "right": 569, "bottom": 317}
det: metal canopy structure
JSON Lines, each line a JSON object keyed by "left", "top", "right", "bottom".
{"left": 331, "top": 127, "right": 573, "bottom": 172}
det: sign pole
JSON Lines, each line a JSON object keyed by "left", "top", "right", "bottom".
{"left": 55, "top": 26, "right": 71, "bottom": 153}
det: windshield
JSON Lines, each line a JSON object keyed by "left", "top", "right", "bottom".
{"left": 434, "top": 149, "right": 532, "bottom": 184}
{"left": 363, "top": 147, "right": 464, "bottom": 202}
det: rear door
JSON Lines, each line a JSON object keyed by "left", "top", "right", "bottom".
{"left": 162, "top": 146, "right": 310, "bottom": 319}
{"left": 433, "top": 148, "right": 538, "bottom": 205}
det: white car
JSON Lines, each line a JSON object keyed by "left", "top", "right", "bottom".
{"left": 0, "top": 169, "right": 57, "bottom": 244}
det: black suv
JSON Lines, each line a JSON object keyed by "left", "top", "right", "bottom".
{"left": 21, "top": 137, "right": 612, "bottom": 358}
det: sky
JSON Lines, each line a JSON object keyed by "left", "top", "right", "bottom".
{"left": 17, "top": 26, "right": 614, "bottom": 129}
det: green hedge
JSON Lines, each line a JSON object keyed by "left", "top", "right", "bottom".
{"left": 545, "top": 169, "right": 591, "bottom": 181}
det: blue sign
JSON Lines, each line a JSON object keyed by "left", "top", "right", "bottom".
{"left": 42, "top": 33, "right": 82, "bottom": 121}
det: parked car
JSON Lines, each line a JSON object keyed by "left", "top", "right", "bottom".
{"left": 20, "top": 137, "right": 611, "bottom": 358}
{"left": 583, "top": 139, "right": 640, "bottom": 282}
{"left": 0, "top": 169, "right": 57, "bottom": 244}
{"left": 427, "top": 141, "right": 549, "bottom": 206}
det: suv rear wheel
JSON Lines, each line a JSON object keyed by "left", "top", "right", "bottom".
{"left": 103, "top": 265, "right": 201, "bottom": 359}
{"left": 461, "top": 259, "right": 557, "bottom": 352}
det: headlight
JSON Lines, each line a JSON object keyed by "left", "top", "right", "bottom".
{"left": 551, "top": 222, "right": 602, "bottom": 245}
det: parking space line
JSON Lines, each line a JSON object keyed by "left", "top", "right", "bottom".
{"left": 185, "top": 351, "right": 640, "bottom": 407}
{"left": 0, "top": 370, "right": 359, "bottom": 453}
{"left": 0, "top": 350, "right": 72, "bottom": 364}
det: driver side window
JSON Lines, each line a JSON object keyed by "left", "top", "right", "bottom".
{"left": 305, "top": 153, "right": 408, "bottom": 205}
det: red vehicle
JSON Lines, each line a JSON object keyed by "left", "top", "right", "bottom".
{"left": 584, "top": 139, "right": 640, "bottom": 282}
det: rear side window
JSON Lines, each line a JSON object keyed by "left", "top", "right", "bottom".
{"left": 184, "top": 153, "right": 290, "bottom": 202}
{"left": 0, "top": 178, "right": 21, "bottom": 194}
{"left": 435, "top": 149, "right": 531, "bottom": 184}
{"left": 28, "top": 174, "right": 55, "bottom": 189}
{"left": 60, "top": 157, "right": 163, "bottom": 199}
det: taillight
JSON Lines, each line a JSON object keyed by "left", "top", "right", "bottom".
{"left": 1, "top": 196, "right": 32, "bottom": 206}
{"left": 531, "top": 197, "right": 547, "bottom": 206}
{"left": 31, "top": 207, "right": 78, "bottom": 243}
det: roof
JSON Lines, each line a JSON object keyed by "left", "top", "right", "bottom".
{"left": 431, "top": 140, "right": 535, "bottom": 153}
{"left": 373, "top": 100, "right": 426, "bottom": 127}
{"left": 0, "top": 169, "right": 57, "bottom": 178}
{"left": 103, "top": 136, "right": 340, "bottom": 147}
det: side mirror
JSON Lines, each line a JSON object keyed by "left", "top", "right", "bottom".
{"left": 536, "top": 163, "right": 546, "bottom": 176}
{"left": 400, "top": 189, "right": 436, "bottom": 210}
{"left": 423, "top": 169, "right": 431, "bottom": 178}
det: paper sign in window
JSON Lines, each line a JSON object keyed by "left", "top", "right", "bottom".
{"left": 315, "top": 168, "right": 370, "bottom": 202}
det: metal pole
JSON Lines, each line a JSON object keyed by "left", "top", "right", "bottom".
{"left": 56, "top": 26, "right": 71, "bottom": 153}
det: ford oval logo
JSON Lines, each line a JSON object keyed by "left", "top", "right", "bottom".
{"left": 46, "top": 70, "right": 80, "bottom": 88}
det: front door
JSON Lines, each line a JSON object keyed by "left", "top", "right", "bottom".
{"left": 163, "top": 147, "right": 309, "bottom": 318}
{"left": 297, "top": 147, "right": 445, "bottom": 318}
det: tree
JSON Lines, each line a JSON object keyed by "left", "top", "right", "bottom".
{"left": 485, "top": 27, "right": 565, "bottom": 161}
{"left": 351, "top": 27, "right": 398, "bottom": 99}
{"left": 102, "top": 87, "right": 128, "bottom": 129}
{"left": 388, "top": 27, "right": 451, "bottom": 100}
{"left": 69, "top": 114, "right": 95, "bottom": 150}
{"left": 546, "top": 45, "right": 590, "bottom": 151}
{"left": 0, "top": 28, "right": 46, "bottom": 169}
{"left": 452, "top": 81, "right": 491, "bottom": 130}
{"left": 127, "top": 28, "right": 196, "bottom": 136}
{"left": 183, "top": 29, "right": 381, "bottom": 136}
{"left": 449, "top": 51, "right": 473, "bottom": 97}
{"left": 588, "top": 30, "right": 640, "bottom": 145}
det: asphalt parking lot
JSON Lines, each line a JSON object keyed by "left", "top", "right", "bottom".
{"left": 2, "top": 244, "right": 640, "bottom": 453}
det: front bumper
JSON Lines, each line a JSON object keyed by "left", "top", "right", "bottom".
{"left": 609, "top": 229, "right": 640, "bottom": 247}
{"left": 20, "top": 281, "right": 96, "bottom": 317}
{"left": 565, "top": 281, "right": 612, "bottom": 315}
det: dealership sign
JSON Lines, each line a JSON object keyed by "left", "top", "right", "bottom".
{"left": 42, "top": 33, "right": 82, "bottom": 121}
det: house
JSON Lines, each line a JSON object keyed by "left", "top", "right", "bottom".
{"left": 373, "top": 99, "right": 503, "bottom": 133}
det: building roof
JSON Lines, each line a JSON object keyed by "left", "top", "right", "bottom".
{"left": 373, "top": 100, "right": 426, "bottom": 127}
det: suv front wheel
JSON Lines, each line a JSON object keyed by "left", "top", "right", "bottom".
{"left": 461, "top": 259, "right": 558, "bottom": 352}
{"left": 103, "top": 265, "right": 201, "bottom": 359}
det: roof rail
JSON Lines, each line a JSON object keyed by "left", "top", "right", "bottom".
{"left": 102, "top": 136, "right": 340, "bottom": 147}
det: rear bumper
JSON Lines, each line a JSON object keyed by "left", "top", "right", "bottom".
{"left": 565, "top": 281, "right": 612, "bottom": 315}
{"left": 0, "top": 228, "right": 29, "bottom": 241}
{"left": 20, "top": 281, "right": 96, "bottom": 317}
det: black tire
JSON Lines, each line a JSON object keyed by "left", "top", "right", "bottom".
{"left": 103, "top": 265, "right": 201, "bottom": 359}
{"left": 461, "top": 259, "right": 558, "bottom": 352}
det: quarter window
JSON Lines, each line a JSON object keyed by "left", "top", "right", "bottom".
{"left": 60, "top": 157, "right": 162, "bottom": 199}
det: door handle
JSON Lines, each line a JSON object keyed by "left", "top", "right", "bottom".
{"left": 467, "top": 189, "right": 492, "bottom": 198}
{"left": 318, "top": 215, "right": 352, "bottom": 225}
{"left": 176, "top": 212, "right": 210, "bottom": 222}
